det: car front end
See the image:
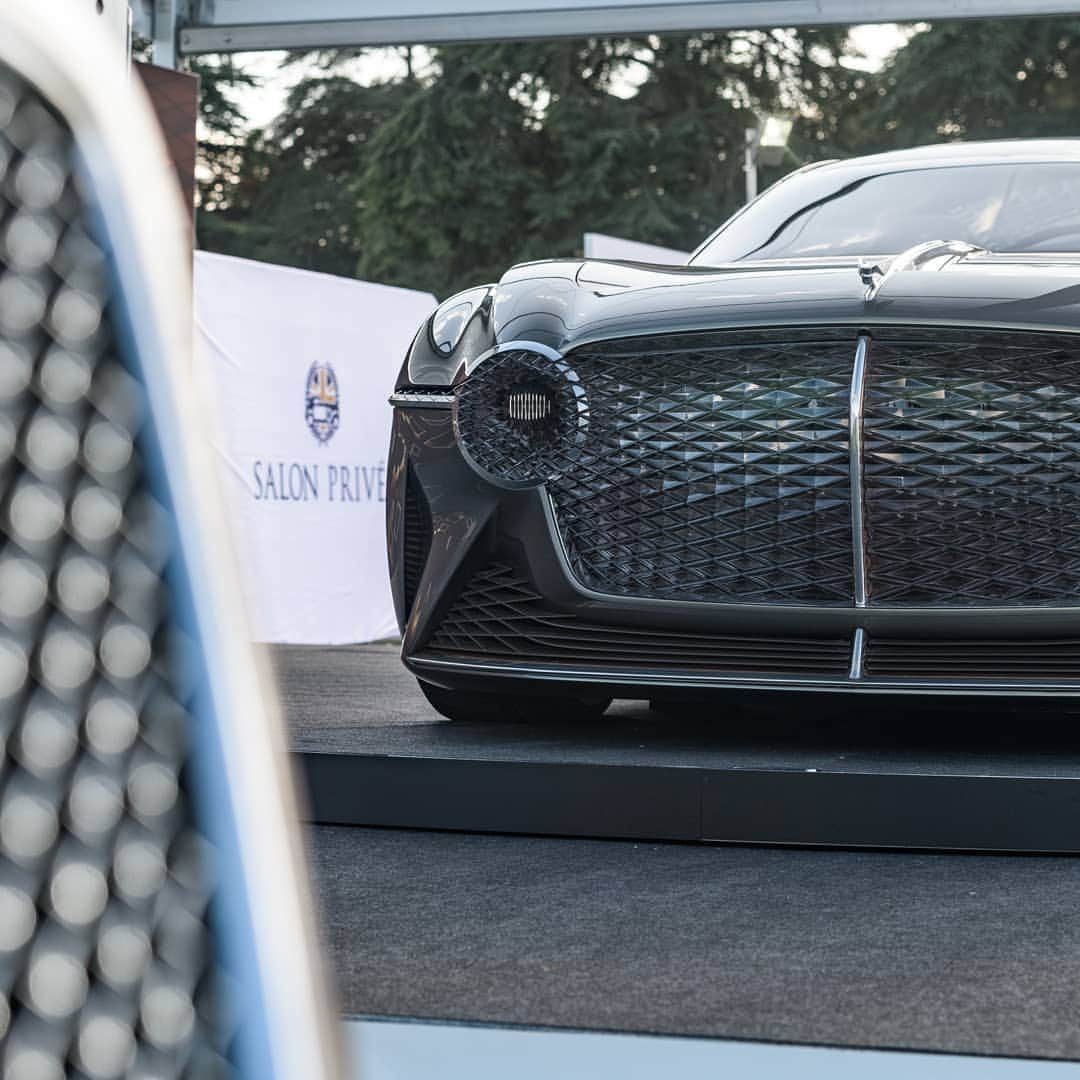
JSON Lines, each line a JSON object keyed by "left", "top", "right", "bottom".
{"left": 386, "top": 240, "right": 1080, "bottom": 720}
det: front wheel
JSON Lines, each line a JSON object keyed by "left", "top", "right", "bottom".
{"left": 418, "top": 680, "right": 612, "bottom": 723}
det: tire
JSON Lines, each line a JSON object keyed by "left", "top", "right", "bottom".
{"left": 417, "top": 680, "right": 612, "bottom": 723}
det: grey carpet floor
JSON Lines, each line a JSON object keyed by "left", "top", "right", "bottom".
{"left": 308, "top": 824, "right": 1080, "bottom": 1060}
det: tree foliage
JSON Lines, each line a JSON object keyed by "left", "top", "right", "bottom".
{"left": 871, "top": 19, "right": 1080, "bottom": 146}
{"left": 195, "top": 19, "right": 1080, "bottom": 298}
{"left": 205, "top": 76, "right": 414, "bottom": 273}
{"left": 186, "top": 56, "right": 258, "bottom": 250}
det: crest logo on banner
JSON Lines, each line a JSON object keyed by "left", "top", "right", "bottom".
{"left": 305, "top": 360, "right": 340, "bottom": 445}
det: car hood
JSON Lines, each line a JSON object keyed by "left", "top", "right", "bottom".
{"left": 488, "top": 250, "right": 1080, "bottom": 354}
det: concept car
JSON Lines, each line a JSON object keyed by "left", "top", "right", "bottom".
{"left": 388, "top": 141, "right": 1080, "bottom": 721}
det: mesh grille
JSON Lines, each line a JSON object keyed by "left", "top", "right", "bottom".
{"left": 402, "top": 468, "right": 431, "bottom": 618}
{"left": 865, "top": 637, "right": 1080, "bottom": 680}
{"left": 423, "top": 564, "right": 852, "bottom": 674}
{"left": 0, "top": 63, "right": 232, "bottom": 1076}
{"left": 540, "top": 329, "right": 855, "bottom": 604}
{"left": 864, "top": 327, "right": 1080, "bottom": 606}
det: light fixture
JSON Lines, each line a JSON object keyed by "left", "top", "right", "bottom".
{"left": 744, "top": 114, "right": 795, "bottom": 203}
{"left": 758, "top": 115, "right": 794, "bottom": 167}
{"left": 454, "top": 347, "right": 588, "bottom": 488}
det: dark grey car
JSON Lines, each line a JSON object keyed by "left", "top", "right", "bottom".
{"left": 388, "top": 140, "right": 1080, "bottom": 721}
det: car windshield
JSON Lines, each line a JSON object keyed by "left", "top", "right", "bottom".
{"left": 693, "top": 162, "right": 1080, "bottom": 263}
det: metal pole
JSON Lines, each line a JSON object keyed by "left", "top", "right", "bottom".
{"left": 744, "top": 127, "right": 759, "bottom": 204}
{"left": 153, "top": 0, "right": 180, "bottom": 68}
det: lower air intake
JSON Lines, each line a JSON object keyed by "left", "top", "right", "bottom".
{"left": 423, "top": 564, "right": 852, "bottom": 675}
{"left": 865, "top": 637, "right": 1080, "bottom": 681}
{"left": 402, "top": 468, "right": 431, "bottom": 617}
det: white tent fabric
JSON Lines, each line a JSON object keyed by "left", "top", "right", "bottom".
{"left": 583, "top": 232, "right": 689, "bottom": 265}
{"left": 193, "top": 251, "right": 436, "bottom": 644}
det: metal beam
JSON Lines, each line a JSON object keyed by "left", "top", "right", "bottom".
{"left": 178, "top": 0, "right": 1080, "bottom": 55}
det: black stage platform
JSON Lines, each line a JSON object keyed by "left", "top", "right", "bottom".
{"left": 274, "top": 645, "right": 1080, "bottom": 1061}
{"left": 279, "top": 644, "right": 1080, "bottom": 852}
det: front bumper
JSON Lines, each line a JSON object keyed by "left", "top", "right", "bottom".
{"left": 389, "top": 402, "right": 1080, "bottom": 699}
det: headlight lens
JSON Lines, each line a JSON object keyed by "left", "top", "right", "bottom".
{"left": 429, "top": 287, "right": 490, "bottom": 355}
{"left": 453, "top": 348, "right": 589, "bottom": 487}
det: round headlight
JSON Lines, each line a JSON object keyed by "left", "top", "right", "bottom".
{"left": 453, "top": 347, "right": 588, "bottom": 487}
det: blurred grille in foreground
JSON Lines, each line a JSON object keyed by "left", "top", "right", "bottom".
{"left": 0, "top": 62, "right": 231, "bottom": 1077}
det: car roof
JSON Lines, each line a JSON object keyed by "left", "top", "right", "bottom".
{"left": 691, "top": 139, "right": 1080, "bottom": 265}
{"left": 799, "top": 138, "right": 1080, "bottom": 180}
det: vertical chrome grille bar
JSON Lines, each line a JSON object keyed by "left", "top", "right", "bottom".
{"left": 850, "top": 335, "right": 870, "bottom": 608}
{"left": 849, "top": 627, "right": 866, "bottom": 680}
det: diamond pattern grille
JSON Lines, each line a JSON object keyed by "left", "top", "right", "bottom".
{"left": 547, "top": 329, "right": 856, "bottom": 604}
{"left": 457, "top": 325, "right": 1080, "bottom": 609}
{"left": 863, "top": 327, "right": 1080, "bottom": 606}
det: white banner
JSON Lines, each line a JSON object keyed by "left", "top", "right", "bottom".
{"left": 194, "top": 251, "right": 436, "bottom": 644}
{"left": 583, "top": 232, "right": 689, "bottom": 266}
